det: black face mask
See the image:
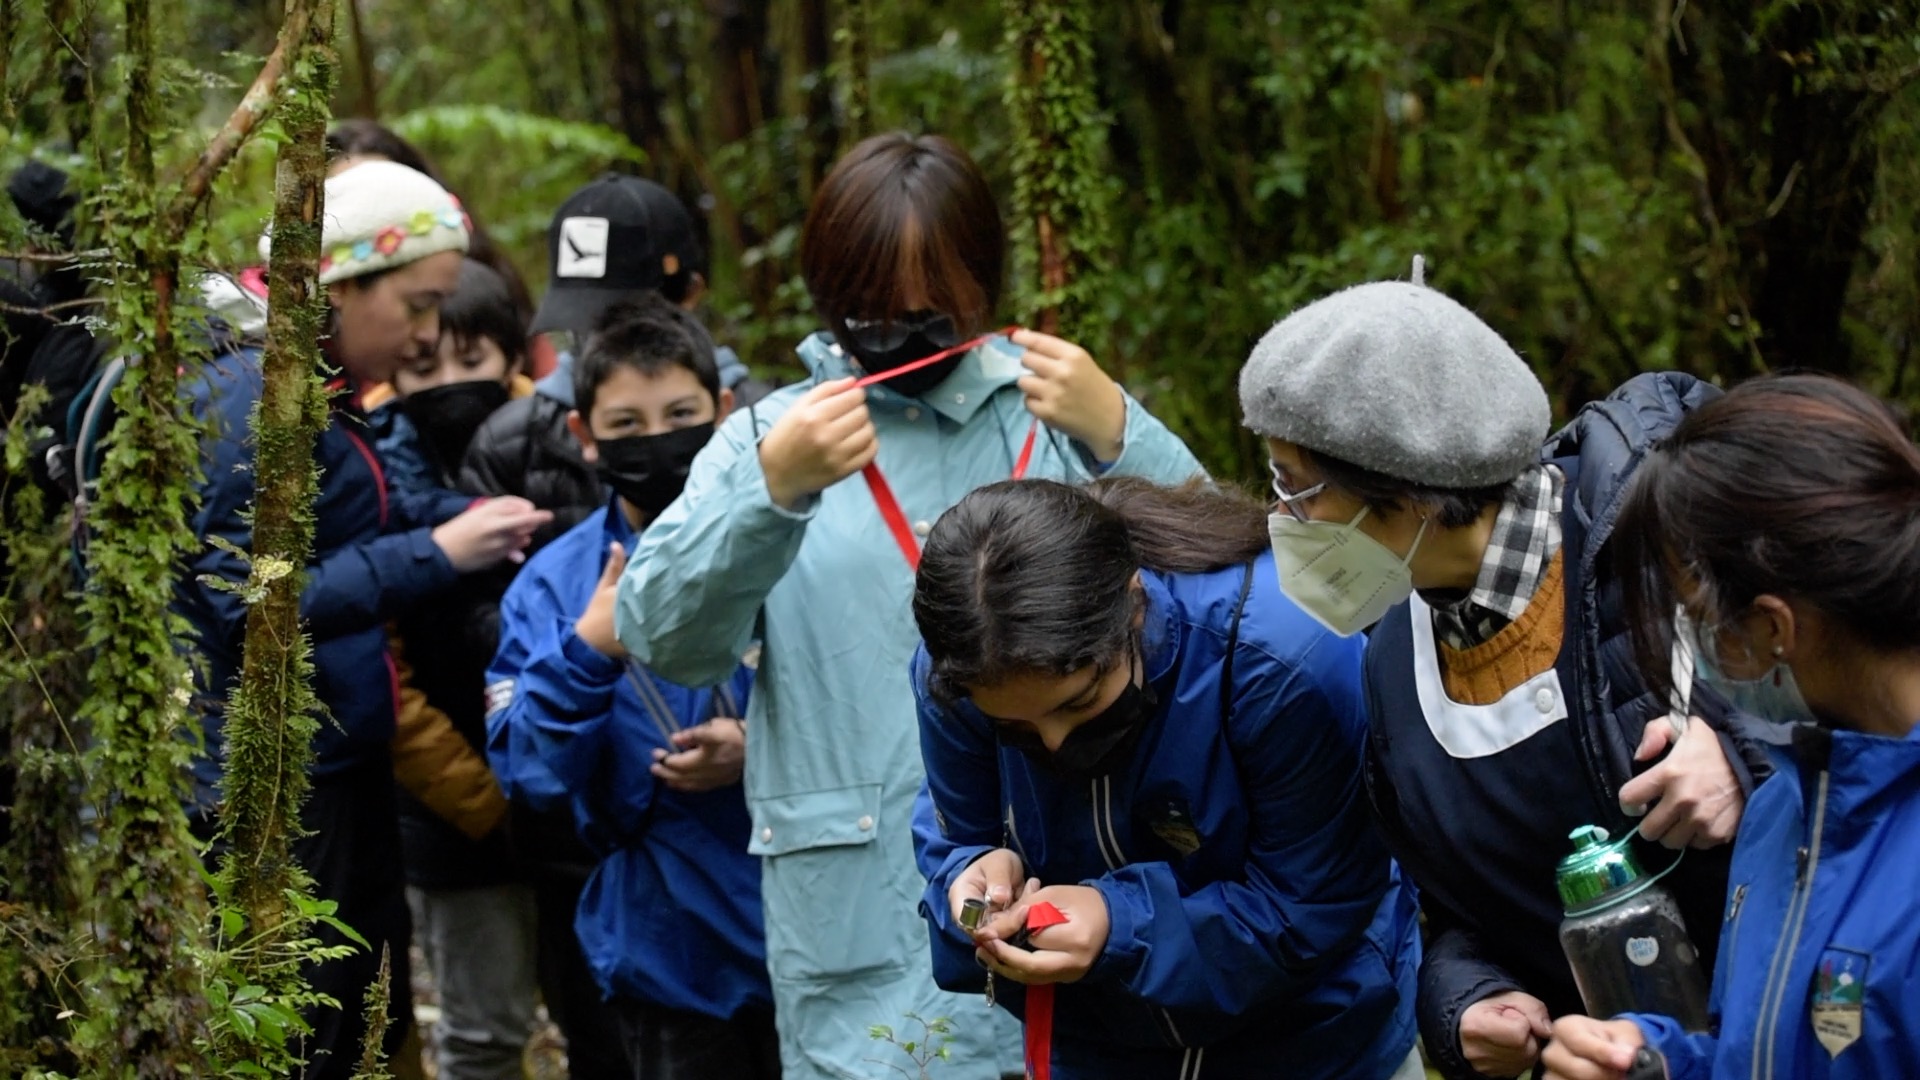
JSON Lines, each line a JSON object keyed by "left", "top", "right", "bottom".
{"left": 402, "top": 380, "right": 510, "bottom": 470}
{"left": 838, "top": 310, "right": 965, "bottom": 398}
{"left": 994, "top": 660, "right": 1159, "bottom": 782}
{"left": 596, "top": 422, "right": 715, "bottom": 522}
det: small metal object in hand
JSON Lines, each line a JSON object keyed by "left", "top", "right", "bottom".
{"left": 960, "top": 898, "right": 987, "bottom": 932}
{"left": 1624, "top": 1048, "right": 1670, "bottom": 1080}
{"left": 960, "top": 898, "right": 995, "bottom": 1008}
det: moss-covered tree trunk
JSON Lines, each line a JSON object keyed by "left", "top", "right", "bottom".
{"left": 220, "top": 0, "right": 336, "bottom": 940}
{"left": 795, "top": 0, "right": 840, "bottom": 193}
{"left": 838, "top": 0, "right": 872, "bottom": 142}
{"left": 1002, "top": 0, "right": 1108, "bottom": 348}
{"left": 71, "top": 0, "right": 213, "bottom": 1070}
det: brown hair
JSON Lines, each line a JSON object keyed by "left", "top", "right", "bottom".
{"left": 1614, "top": 373, "right": 1920, "bottom": 704}
{"left": 799, "top": 132, "right": 1004, "bottom": 338}
{"left": 914, "top": 477, "right": 1269, "bottom": 698}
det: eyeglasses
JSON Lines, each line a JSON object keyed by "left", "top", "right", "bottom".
{"left": 840, "top": 310, "right": 962, "bottom": 354}
{"left": 1268, "top": 459, "right": 1326, "bottom": 523}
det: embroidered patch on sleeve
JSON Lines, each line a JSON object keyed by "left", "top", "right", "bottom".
{"left": 484, "top": 678, "right": 516, "bottom": 719}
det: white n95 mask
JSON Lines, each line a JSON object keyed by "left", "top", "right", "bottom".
{"left": 1268, "top": 507, "right": 1427, "bottom": 637}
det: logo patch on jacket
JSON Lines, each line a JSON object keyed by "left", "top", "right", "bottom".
{"left": 1810, "top": 946, "right": 1869, "bottom": 1058}
{"left": 1146, "top": 799, "right": 1202, "bottom": 857}
{"left": 485, "top": 678, "right": 516, "bottom": 719}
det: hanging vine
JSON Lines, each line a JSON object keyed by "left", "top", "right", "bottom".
{"left": 1001, "top": 0, "right": 1110, "bottom": 345}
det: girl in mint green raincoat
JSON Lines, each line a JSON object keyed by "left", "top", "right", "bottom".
{"left": 615, "top": 133, "right": 1202, "bottom": 1079}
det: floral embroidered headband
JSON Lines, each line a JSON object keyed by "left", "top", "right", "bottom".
{"left": 261, "top": 160, "right": 474, "bottom": 286}
{"left": 318, "top": 203, "right": 472, "bottom": 282}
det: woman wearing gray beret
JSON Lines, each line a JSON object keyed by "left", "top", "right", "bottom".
{"left": 1235, "top": 260, "right": 1776, "bottom": 1080}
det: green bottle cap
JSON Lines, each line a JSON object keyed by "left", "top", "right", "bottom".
{"left": 1555, "top": 825, "right": 1646, "bottom": 910}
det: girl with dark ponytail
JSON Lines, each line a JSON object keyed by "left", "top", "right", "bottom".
{"left": 909, "top": 477, "right": 1424, "bottom": 1080}
{"left": 1544, "top": 374, "right": 1920, "bottom": 1079}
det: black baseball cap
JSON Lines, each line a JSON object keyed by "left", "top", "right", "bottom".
{"left": 529, "top": 174, "right": 704, "bottom": 339}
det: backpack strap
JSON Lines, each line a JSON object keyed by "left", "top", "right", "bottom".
{"left": 1219, "top": 562, "right": 1256, "bottom": 727}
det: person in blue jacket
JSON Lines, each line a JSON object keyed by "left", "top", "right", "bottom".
{"left": 485, "top": 295, "right": 773, "bottom": 1079}
{"left": 1542, "top": 374, "right": 1920, "bottom": 1079}
{"left": 909, "top": 477, "right": 1423, "bottom": 1080}
{"left": 617, "top": 132, "right": 1203, "bottom": 1080}
{"left": 182, "top": 161, "right": 551, "bottom": 1080}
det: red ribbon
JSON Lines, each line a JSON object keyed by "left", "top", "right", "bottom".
{"left": 1025, "top": 984, "right": 1055, "bottom": 1080}
{"left": 853, "top": 327, "right": 1037, "bottom": 571}
{"left": 1021, "top": 901, "right": 1066, "bottom": 1080}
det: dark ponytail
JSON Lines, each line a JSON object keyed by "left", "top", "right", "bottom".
{"left": 913, "top": 477, "right": 1268, "bottom": 699}
{"left": 1615, "top": 373, "right": 1920, "bottom": 705}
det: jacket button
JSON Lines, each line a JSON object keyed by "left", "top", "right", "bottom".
{"left": 953, "top": 393, "right": 967, "bottom": 405}
{"left": 905, "top": 406, "right": 921, "bottom": 422}
{"left": 913, "top": 520, "right": 931, "bottom": 538}
{"left": 857, "top": 815, "right": 875, "bottom": 831}
{"left": 829, "top": 343, "right": 843, "bottom": 357}
{"left": 760, "top": 827, "right": 773, "bottom": 844}
{"left": 1534, "top": 688, "right": 1556, "bottom": 714}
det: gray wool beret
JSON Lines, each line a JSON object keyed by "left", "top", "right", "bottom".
{"left": 1238, "top": 265, "right": 1550, "bottom": 489}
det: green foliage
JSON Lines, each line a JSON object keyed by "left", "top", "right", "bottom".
{"left": 1002, "top": 0, "right": 1111, "bottom": 340}
{"left": 215, "top": 0, "right": 334, "bottom": 937}
{"left": 211, "top": 6, "right": 354, "bottom": 1078}
{"left": 196, "top": 871, "right": 364, "bottom": 1077}
{"left": 58, "top": 0, "right": 219, "bottom": 1069}
{"left": 23, "top": 0, "right": 1912, "bottom": 482}
{"left": 866, "top": 1013, "right": 955, "bottom": 1080}
{"left": 389, "top": 105, "right": 645, "bottom": 275}
{"left": 0, "top": 387, "right": 89, "bottom": 1077}
{"left": 838, "top": 0, "right": 874, "bottom": 139}
{"left": 3, "top": 0, "right": 352, "bottom": 1071}
{"left": 348, "top": 947, "right": 394, "bottom": 1080}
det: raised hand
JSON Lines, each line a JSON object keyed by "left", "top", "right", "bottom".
{"left": 574, "top": 542, "right": 628, "bottom": 658}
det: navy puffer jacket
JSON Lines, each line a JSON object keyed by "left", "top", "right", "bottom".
{"left": 178, "top": 349, "right": 471, "bottom": 811}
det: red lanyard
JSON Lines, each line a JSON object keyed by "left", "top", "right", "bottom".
{"left": 1025, "top": 983, "right": 1055, "bottom": 1080}
{"left": 853, "top": 327, "right": 1036, "bottom": 571}
{"left": 1018, "top": 901, "right": 1068, "bottom": 1080}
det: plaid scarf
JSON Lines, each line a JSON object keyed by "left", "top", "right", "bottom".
{"left": 1429, "top": 465, "right": 1564, "bottom": 651}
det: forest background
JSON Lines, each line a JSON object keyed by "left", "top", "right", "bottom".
{"left": 1, "top": 1, "right": 1919, "bottom": 1077}
{"left": 11, "top": 0, "right": 1920, "bottom": 478}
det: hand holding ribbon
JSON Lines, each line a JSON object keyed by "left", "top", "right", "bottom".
{"left": 757, "top": 377, "right": 879, "bottom": 511}
{"left": 1010, "top": 329, "right": 1128, "bottom": 464}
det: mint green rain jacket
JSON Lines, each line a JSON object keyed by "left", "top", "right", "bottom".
{"left": 617, "top": 332, "right": 1202, "bottom": 1079}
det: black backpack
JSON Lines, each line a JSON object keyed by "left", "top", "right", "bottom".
{"left": 53, "top": 318, "right": 255, "bottom": 581}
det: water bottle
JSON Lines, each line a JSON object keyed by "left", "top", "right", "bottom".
{"left": 1555, "top": 825, "right": 1711, "bottom": 1030}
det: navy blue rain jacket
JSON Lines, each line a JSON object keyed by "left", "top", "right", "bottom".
{"left": 178, "top": 349, "right": 471, "bottom": 806}
{"left": 1626, "top": 724, "right": 1920, "bottom": 1077}
{"left": 1361, "top": 372, "right": 1778, "bottom": 1079}
{"left": 485, "top": 498, "right": 766, "bottom": 1020}
{"left": 914, "top": 553, "right": 1420, "bottom": 1080}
